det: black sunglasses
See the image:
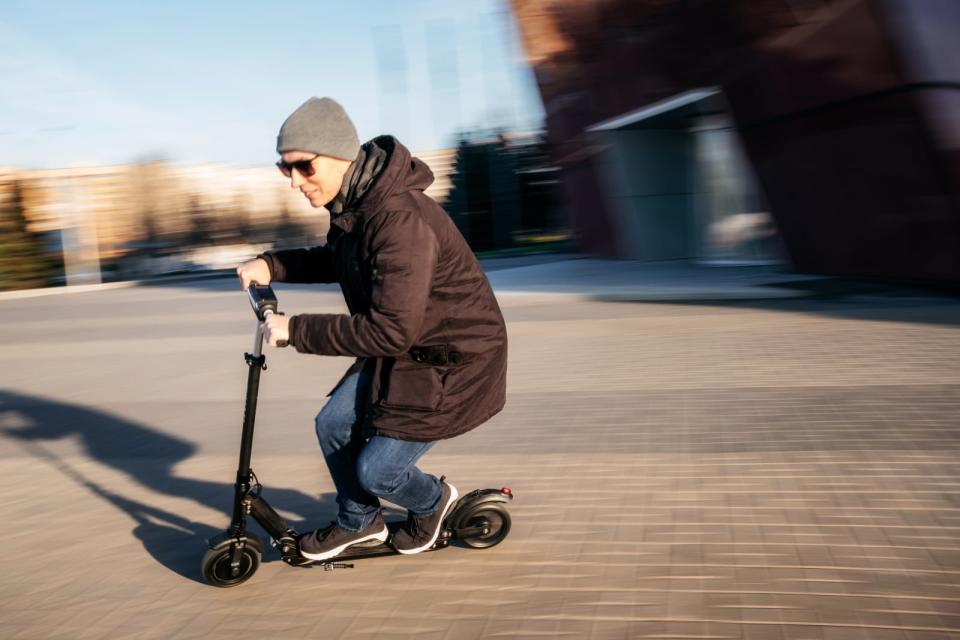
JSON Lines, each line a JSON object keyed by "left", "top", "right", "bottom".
{"left": 276, "top": 155, "right": 319, "bottom": 178}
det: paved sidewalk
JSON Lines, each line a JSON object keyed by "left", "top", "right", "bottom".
{"left": 1, "top": 275, "right": 958, "bottom": 639}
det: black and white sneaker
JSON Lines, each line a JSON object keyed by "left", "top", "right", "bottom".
{"left": 392, "top": 479, "right": 459, "bottom": 555}
{"left": 298, "top": 511, "right": 388, "bottom": 562}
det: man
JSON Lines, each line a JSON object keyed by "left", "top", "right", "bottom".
{"left": 236, "top": 97, "right": 507, "bottom": 561}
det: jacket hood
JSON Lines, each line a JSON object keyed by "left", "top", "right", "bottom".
{"left": 353, "top": 136, "right": 435, "bottom": 219}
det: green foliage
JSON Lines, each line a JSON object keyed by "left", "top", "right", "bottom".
{"left": 0, "top": 180, "right": 58, "bottom": 291}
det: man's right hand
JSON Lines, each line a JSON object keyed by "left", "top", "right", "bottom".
{"left": 236, "top": 258, "right": 271, "bottom": 291}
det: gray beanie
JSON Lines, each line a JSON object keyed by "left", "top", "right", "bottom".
{"left": 276, "top": 97, "right": 360, "bottom": 161}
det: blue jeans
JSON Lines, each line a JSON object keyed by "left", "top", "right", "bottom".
{"left": 314, "top": 370, "right": 443, "bottom": 532}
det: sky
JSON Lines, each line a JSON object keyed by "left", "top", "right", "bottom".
{"left": 0, "top": 0, "right": 545, "bottom": 169}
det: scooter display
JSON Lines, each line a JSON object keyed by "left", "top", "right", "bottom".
{"left": 201, "top": 284, "right": 513, "bottom": 587}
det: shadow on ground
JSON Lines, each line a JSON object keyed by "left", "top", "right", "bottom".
{"left": 0, "top": 390, "right": 338, "bottom": 583}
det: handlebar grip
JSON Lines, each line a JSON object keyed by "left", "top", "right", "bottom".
{"left": 276, "top": 311, "right": 288, "bottom": 347}
{"left": 262, "top": 309, "right": 288, "bottom": 347}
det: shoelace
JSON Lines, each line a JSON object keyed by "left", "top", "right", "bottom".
{"left": 406, "top": 513, "right": 427, "bottom": 540}
{"left": 316, "top": 521, "right": 339, "bottom": 540}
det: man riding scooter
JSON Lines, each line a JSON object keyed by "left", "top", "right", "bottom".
{"left": 236, "top": 97, "right": 508, "bottom": 562}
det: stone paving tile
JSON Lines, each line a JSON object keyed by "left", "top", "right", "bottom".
{"left": 1, "top": 283, "right": 959, "bottom": 638}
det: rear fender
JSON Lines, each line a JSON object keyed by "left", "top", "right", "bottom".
{"left": 448, "top": 488, "right": 513, "bottom": 531}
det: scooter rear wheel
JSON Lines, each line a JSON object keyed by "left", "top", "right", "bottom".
{"left": 201, "top": 543, "right": 261, "bottom": 587}
{"left": 459, "top": 504, "right": 511, "bottom": 549}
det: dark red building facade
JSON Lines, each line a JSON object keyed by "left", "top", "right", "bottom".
{"left": 512, "top": 0, "right": 960, "bottom": 281}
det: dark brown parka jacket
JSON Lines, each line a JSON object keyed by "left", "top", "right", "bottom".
{"left": 261, "top": 136, "right": 507, "bottom": 442}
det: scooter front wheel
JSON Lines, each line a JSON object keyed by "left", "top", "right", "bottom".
{"left": 458, "top": 504, "right": 511, "bottom": 549}
{"left": 201, "top": 542, "right": 261, "bottom": 587}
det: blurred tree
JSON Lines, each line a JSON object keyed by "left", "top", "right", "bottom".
{"left": 230, "top": 193, "right": 255, "bottom": 244}
{"left": 142, "top": 211, "right": 161, "bottom": 245}
{"left": 273, "top": 203, "right": 311, "bottom": 250}
{"left": 443, "top": 131, "right": 565, "bottom": 252}
{"left": 0, "top": 180, "right": 57, "bottom": 290}
{"left": 446, "top": 136, "right": 495, "bottom": 251}
{"left": 185, "top": 196, "right": 215, "bottom": 247}
{"left": 128, "top": 162, "right": 162, "bottom": 245}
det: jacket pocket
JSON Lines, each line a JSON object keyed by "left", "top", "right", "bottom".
{"left": 380, "top": 359, "right": 443, "bottom": 412}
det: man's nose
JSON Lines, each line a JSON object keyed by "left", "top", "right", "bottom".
{"left": 290, "top": 169, "right": 304, "bottom": 189}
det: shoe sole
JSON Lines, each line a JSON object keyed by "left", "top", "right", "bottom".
{"left": 299, "top": 526, "right": 389, "bottom": 562}
{"left": 396, "top": 484, "right": 459, "bottom": 555}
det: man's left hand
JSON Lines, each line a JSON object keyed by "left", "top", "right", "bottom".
{"left": 263, "top": 314, "right": 291, "bottom": 347}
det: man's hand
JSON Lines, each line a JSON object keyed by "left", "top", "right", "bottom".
{"left": 263, "top": 314, "right": 290, "bottom": 348}
{"left": 236, "top": 258, "right": 271, "bottom": 291}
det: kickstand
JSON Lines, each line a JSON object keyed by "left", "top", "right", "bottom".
{"left": 323, "top": 562, "right": 355, "bottom": 571}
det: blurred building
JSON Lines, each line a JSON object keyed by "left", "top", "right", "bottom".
{"left": 0, "top": 164, "right": 316, "bottom": 260}
{"left": 511, "top": 0, "right": 960, "bottom": 282}
{"left": 0, "top": 148, "right": 456, "bottom": 283}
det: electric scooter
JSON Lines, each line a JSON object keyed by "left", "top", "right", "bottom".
{"left": 201, "top": 284, "right": 513, "bottom": 587}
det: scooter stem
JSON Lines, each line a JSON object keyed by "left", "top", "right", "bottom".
{"left": 252, "top": 314, "right": 267, "bottom": 358}
{"left": 231, "top": 319, "right": 268, "bottom": 532}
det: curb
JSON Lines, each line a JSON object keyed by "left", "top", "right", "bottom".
{"left": 492, "top": 287, "right": 811, "bottom": 303}
{"left": 591, "top": 287, "right": 811, "bottom": 302}
{"left": 0, "top": 280, "right": 140, "bottom": 301}
{"left": 0, "top": 270, "right": 236, "bottom": 302}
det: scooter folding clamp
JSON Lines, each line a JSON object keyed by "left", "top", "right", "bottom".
{"left": 244, "top": 353, "right": 266, "bottom": 369}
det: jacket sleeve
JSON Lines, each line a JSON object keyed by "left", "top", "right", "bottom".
{"left": 257, "top": 245, "right": 336, "bottom": 283}
{"left": 288, "top": 211, "right": 438, "bottom": 357}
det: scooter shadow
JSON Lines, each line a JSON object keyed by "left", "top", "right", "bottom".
{"left": 0, "top": 390, "right": 341, "bottom": 583}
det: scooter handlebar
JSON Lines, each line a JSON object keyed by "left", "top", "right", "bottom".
{"left": 247, "top": 284, "right": 288, "bottom": 348}
{"left": 247, "top": 284, "right": 278, "bottom": 320}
